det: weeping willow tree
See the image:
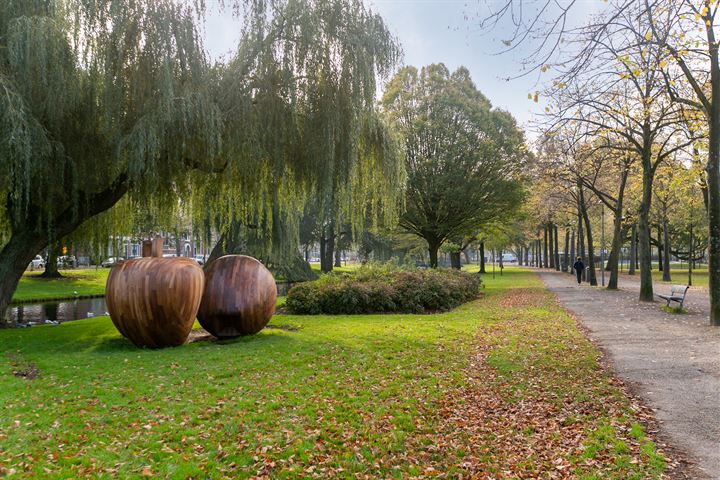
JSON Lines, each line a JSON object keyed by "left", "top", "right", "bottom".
{"left": 193, "top": 0, "right": 404, "bottom": 271}
{"left": 0, "top": 0, "right": 403, "bottom": 323}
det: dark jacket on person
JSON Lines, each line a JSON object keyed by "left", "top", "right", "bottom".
{"left": 573, "top": 260, "right": 585, "bottom": 273}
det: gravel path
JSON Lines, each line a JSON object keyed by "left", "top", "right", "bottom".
{"left": 539, "top": 270, "right": 720, "bottom": 479}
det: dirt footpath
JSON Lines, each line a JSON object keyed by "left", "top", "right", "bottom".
{"left": 539, "top": 270, "right": 720, "bottom": 479}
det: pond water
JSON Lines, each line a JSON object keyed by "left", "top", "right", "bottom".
{"left": 8, "top": 297, "right": 108, "bottom": 327}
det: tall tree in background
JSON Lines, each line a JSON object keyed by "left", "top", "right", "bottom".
{"left": 645, "top": 0, "right": 720, "bottom": 324}
{"left": 383, "top": 64, "right": 526, "bottom": 267}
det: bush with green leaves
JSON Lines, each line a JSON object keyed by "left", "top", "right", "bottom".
{"left": 286, "top": 265, "right": 482, "bottom": 314}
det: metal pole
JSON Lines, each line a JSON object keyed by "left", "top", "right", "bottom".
{"left": 601, "top": 204, "right": 605, "bottom": 287}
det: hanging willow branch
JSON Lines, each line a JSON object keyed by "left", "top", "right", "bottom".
{"left": 0, "top": 0, "right": 403, "bottom": 261}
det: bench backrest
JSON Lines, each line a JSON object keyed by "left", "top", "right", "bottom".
{"left": 671, "top": 285, "right": 689, "bottom": 296}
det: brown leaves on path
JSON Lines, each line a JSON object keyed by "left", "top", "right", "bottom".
{"left": 415, "top": 285, "right": 670, "bottom": 479}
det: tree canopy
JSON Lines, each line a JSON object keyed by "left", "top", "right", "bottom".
{"left": 382, "top": 64, "right": 527, "bottom": 268}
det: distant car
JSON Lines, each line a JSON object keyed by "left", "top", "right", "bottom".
{"left": 501, "top": 254, "right": 518, "bottom": 263}
{"left": 29, "top": 255, "right": 45, "bottom": 270}
{"left": 193, "top": 255, "right": 206, "bottom": 265}
{"left": 162, "top": 253, "right": 177, "bottom": 258}
{"left": 101, "top": 257, "right": 123, "bottom": 267}
{"left": 57, "top": 255, "right": 77, "bottom": 268}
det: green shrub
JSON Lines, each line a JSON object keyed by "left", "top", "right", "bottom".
{"left": 286, "top": 265, "right": 482, "bottom": 314}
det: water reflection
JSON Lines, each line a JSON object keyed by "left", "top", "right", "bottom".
{"left": 10, "top": 297, "right": 108, "bottom": 326}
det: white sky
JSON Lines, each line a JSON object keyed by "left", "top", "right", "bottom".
{"left": 201, "top": 0, "right": 605, "bottom": 137}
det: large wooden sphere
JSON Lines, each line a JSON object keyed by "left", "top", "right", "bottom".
{"left": 198, "top": 255, "right": 277, "bottom": 337}
{"left": 106, "top": 257, "right": 205, "bottom": 348}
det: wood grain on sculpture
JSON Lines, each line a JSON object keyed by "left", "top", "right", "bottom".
{"left": 198, "top": 255, "right": 277, "bottom": 338}
{"left": 105, "top": 237, "right": 204, "bottom": 348}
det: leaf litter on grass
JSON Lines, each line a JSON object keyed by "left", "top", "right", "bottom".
{"left": 411, "top": 281, "right": 669, "bottom": 479}
{"left": 0, "top": 270, "right": 674, "bottom": 479}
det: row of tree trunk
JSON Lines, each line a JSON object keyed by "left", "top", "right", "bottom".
{"left": 528, "top": 216, "right": 699, "bottom": 288}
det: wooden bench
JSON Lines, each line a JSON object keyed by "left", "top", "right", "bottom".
{"left": 657, "top": 285, "right": 690, "bottom": 309}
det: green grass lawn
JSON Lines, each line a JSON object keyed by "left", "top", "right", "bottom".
{"left": 14, "top": 269, "right": 110, "bottom": 303}
{"left": 309, "top": 263, "right": 360, "bottom": 274}
{"left": 0, "top": 268, "right": 665, "bottom": 478}
{"left": 649, "top": 268, "right": 707, "bottom": 287}
{"left": 618, "top": 268, "right": 708, "bottom": 287}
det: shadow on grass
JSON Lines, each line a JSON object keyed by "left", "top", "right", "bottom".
{"left": 89, "top": 325, "right": 302, "bottom": 354}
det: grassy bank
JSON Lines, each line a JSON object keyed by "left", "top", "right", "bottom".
{"left": 647, "top": 268, "right": 708, "bottom": 287}
{"left": 0, "top": 269, "right": 665, "bottom": 478}
{"left": 14, "top": 269, "right": 110, "bottom": 303}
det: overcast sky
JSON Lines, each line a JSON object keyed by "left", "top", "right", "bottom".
{"left": 202, "top": 1, "right": 603, "bottom": 138}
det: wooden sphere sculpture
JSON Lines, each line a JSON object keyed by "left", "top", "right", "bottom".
{"left": 197, "top": 255, "right": 277, "bottom": 337}
{"left": 105, "top": 237, "right": 204, "bottom": 348}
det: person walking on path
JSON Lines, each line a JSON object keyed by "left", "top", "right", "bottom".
{"left": 573, "top": 257, "right": 585, "bottom": 284}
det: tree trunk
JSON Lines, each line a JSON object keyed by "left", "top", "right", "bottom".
{"left": 538, "top": 239, "right": 542, "bottom": 267}
{"left": 629, "top": 223, "right": 637, "bottom": 275}
{"left": 705, "top": 41, "right": 720, "bottom": 325}
{"left": 543, "top": 224, "right": 549, "bottom": 268}
{"left": 319, "top": 235, "right": 327, "bottom": 271}
{"left": 41, "top": 242, "right": 63, "bottom": 278}
{"left": 479, "top": 241, "right": 486, "bottom": 273}
{"left": 0, "top": 176, "right": 128, "bottom": 324}
{"left": 578, "top": 184, "right": 597, "bottom": 286}
{"left": 607, "top": 219, "right": 623, "bottom": 290}
{"left": 577, "top": 206, "right": 586, "bottom": 281}
{"left": 320, "top": 223, "right": 335, "bottom": 273}
{"left": 563, "top": 228, "right": 570, "bottom": 272}
{"left": 175, "top": 229, "right": 183, "bottom": 257}
{"left": 569, "top": 229, "right": 575, "bottom": 274}
{"left": 428, "top": 238, "right": 441, "bottom": 269}
{"left": 638, "top": 164, "right": 655, "bottom": 301}
{"left": 607, "top": 168, "right": 628, "bottom": 289}
{"left": 548, "top": 223, "right": 555, "bottom": 269}
{"left": 524, "top": 245, "right": 529, "bottom": 266}
{"left": 663, "top": 217, "right": 671, "bottom": 282}
{"left": 554, "top": 224, "right": 560, "bottom": 271}
{"left": 531, "top": 241, "right": 535, "bottom": 267}
{"left": 450, "top": 251, "right": 462, "bottom": 269}
{"left": 689, "top": 223, "right": 694, "bottom": 287}
{"left": 334, "top": 248, "right": 342, "bottom": 268}
{"left": 607, "top": 218, "right": 623, "bottom": 290}
{"left": 657, "top": 225, "right": 663, "bottom": 272}
{"left": 0, "top": 231, "right": 49, "bottom": 325}
{"left": 206, "top": 222, "right": 244, "bottom": 268}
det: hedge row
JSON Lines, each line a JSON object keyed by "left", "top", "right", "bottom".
{"left": 285, "top": 267, "right": 482, "bottom": 314}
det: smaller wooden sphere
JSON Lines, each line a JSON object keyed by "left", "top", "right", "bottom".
{"left": 106, "top": 257, "right": 204, "bottom": 348}
{"left": 198, "top": 255, "right": 277, "bottom": 337}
